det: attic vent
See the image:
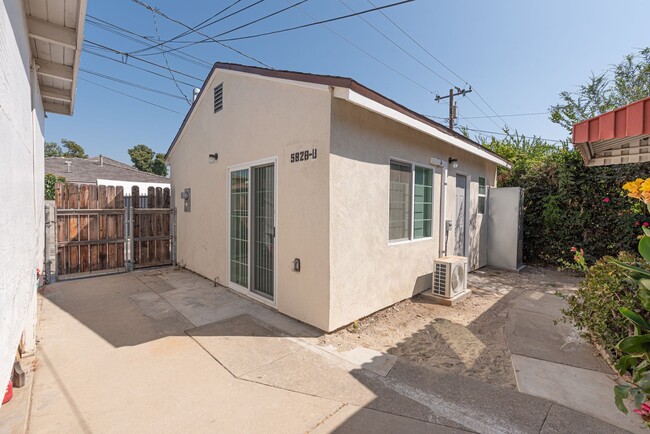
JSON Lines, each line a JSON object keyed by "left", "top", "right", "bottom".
{"left": 214, "top": 83, "right": 223, "bottom": 113}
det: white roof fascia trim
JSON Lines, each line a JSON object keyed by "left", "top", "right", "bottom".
{"left": 223, "top": 69, "right": 332, "bottom": 93}
{"left": 69, "top": 0, "right": 87, "bottom": 116}
{"left": 333, "top": 87, "right": 510, "bottom": 168}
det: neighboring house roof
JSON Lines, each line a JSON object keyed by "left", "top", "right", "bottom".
{"left": 166, "top": 62, "right": 511, "bottom": 168}
{"left": 25, "top": 0, "right": 87, "bottom": 115}
{"left": 45, "top": 156, "right": 170, "bottom": 184}
{"left": 572, "top": 96, "right": 650, "bottom": 166}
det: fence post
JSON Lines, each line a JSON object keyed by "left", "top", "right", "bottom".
{"left": 44, "top": 200, "right": 57, "bottom": 283}
{"left": 171, "top": 207, "right": 177, "bottom": 266}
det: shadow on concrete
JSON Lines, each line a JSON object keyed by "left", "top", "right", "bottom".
{"left": 328, "top": 267, "right": 629, "bottom": 433}
{"left": 40, "top": 266, "right": 627, "bottom": 432}
{"left": 42, "top": 268, "right": 321, "bottom": 349}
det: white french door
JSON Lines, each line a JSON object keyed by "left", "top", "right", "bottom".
{"left": 228, "top": 158, "right": 277, "bottom": 302}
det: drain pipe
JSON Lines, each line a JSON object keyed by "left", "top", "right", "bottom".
{"left": 430, "top": 158, "right": 448, "bottom": 257}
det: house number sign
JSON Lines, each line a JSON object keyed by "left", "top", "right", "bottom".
{"left": 290, "top": 149, "right": 317, "bottom": 163}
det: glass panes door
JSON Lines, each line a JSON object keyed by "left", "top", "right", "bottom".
{"left": 252, "top": 165, "right": 274, "bottom": 299}
{"left": 229, "top": 162, "right": 275, "bottom": 300}
{"left": 230, "top": 169, "right": 249, "bottom": 287}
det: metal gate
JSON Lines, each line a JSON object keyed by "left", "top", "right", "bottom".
{"left": 52, "top": 183, "right": 175, "bottom": 280}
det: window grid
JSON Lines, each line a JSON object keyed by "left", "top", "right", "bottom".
{"left": 389, "top": 160, "right": 433, "bottom": 242}
{"left": 478, "top": 177, "right": 487, "bottom": 214}
{"left": 230, "top": 169, "right": 249, "bottom": 287}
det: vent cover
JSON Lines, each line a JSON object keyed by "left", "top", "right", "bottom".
{"left": 214, "top": 83, "right": 223, "bottom": 113}
{"left": 432, "top": 263, "right": 447, "bottom": 295}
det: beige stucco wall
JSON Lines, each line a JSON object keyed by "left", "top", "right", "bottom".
{"left": 168, "top": 70, "right": 333, "bottom": 330}
{"left": 328, "top": 99, "right": 497, "bottom": 330}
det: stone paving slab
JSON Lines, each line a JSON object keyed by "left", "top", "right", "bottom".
{"left": 512, "top": 354, "right": 643, "bottom": 433}
{"left": 540, "top": 403, "right": 632, "bottom": 434}
{"left": 187, "top": 314, "right": 304, "bottom": 377}
{"left": 506, "top": 308, "right": 610, "bottom": 372}
{"left": 311, "top": 404, "right": 470, "bottom": 434}
{"left": 510, "top": 290, "right": 568, "bottom": 317}
{"left": 129, "top": 291, "right": 195, "bottom": 336}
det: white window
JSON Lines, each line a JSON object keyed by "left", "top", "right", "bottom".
{"left": 389, "top": 160, "right": 433, "bottom": 242}
{"left": 478, "top": 177, "right": 487, "bottom": 214}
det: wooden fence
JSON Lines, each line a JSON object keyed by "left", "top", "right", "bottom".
{"left": 55, "top": 183, "right": 125, "bottom": 276}
{"left": 131, "top": 186, "right": 172, "bottom": 269}
{"left": 53, "top": 183, "right": 174, "bottom": 279}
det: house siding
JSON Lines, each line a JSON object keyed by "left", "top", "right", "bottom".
{"left": 328, "top": 99, "right": 496, "bottom": 331}
{"left": 0, "top": 0, "right": 45, "bottom": 392}
{"left": 168, "top": 70, "right": 333, "bottom": 330}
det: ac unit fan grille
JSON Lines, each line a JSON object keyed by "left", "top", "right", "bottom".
{"left": 433, "top": 263, "right": 447, "bottom": 295}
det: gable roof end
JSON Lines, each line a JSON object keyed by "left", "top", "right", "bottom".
{"left": 166, "top": 62, "right": 511, "bottom": 168}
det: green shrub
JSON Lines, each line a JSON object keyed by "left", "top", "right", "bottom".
{"left": 44, "top": 173, "right": 65, "bottom": 200}
{"left": 560, "top": 252, "right": 650, "bottom": 362}
{"left": 484, "top": 136, "right": 650, "bottom": 266}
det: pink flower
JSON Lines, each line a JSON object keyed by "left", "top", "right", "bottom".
{"left": 636, "top": 221, "right": 641, "bottom": 227}
{"left": 570, "top": 247, "right": 577, "bottom": 252}
{"left": 634, "top": 403, "right": 650, "bottom": 416}
{"left": 644, "top": 222, "right": 649, "bottom": 228}
{"left": 603, "top": 197, "right": 611, "bottom": 203}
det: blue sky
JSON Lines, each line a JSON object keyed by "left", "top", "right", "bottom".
{"left": 47, "top": 0, "right": 650, "bottom": 164}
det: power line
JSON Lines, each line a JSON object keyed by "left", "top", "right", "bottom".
{"left": 458, "top": 126, "right": 564, "bottom": 143}
{"left": 129, "top": 0, "right": 273, "bottom": 68}
{"left": 86, "top": 15, "right": 211, "bottom": 69}
{"left": 129, "top": 0, "right": 259, "bottom": 55}
{"left": 426, "top": 112, "right": 548, "bottom": 120}
{"left": 84, "top": 39, "right": 205, "bottom": 82}
{"left": 79, "top": 68, "right": 187, "bottom": 100}
{"left": 365, "top": 0, "right": 511, "bottom": 131}
{"left": 142, "top": 0, "right": 310, "bottom": 57}
{"left": 214, "top": 0, "right": 415, "bottom": 43}
{"left": 286, "top": 1, "right": 435, "bottom": 95}
{"left": 78, "top": 77, "right": 183, "bottom": 114}
{"left": 338, "top": 0, "right": 453, "bottom": 88}
{"left": 150, "top": 12, "right": 193, "bottom": 104}
{"left": 82, "top": 48, "right": 200, "bottom": 87}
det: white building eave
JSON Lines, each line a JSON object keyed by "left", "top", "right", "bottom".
{"left": 333, "top": 87, "right": 511, "bottom": 168}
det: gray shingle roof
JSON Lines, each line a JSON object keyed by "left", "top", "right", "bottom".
{"left": 45, "top": 156, "right": 169, "bottom": 184}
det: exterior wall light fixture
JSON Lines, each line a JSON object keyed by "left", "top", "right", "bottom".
{"left": 448, "top": 158, "right": 459, "bottom": 169}
{"left": 208, "top": 153, "right": 219, "bottom": 164}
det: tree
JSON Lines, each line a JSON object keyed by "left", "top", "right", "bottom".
{"left": 127, "top": 144, "right": 168, "bottom": 176}
{"left": 45, "top": 141, "right": 62, "bottom": 157}
{"left": 44, "top": 173, "right": 66, "bottom": 200}
{"left": 550, "top": 48, "right": 650, "bottom": 131}
{"left": 61, "top": 139, "right": 88, "bottom": 158}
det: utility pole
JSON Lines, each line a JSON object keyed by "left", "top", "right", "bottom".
{"left": 435, "top": 86, "right": 472, "bottom": 130}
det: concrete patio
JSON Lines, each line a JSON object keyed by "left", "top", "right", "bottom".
{"left": 0, "top": 267, "right": 640, "bottom": 433}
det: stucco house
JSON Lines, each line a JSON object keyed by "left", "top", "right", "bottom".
{"left": 45, "top": 155, "right": 170, "bottom": 193}
{"left": 167, "top": 63, "right": 510, "bottom": 332}
{"left": 0, "top": 0, "right": 85, "bottom": 402}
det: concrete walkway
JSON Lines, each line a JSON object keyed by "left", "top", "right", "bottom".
{"left": 0, "top": 268, "right": 638, "bottom": 433}
{"left": 507, "top": 286, "right": 642, "bottom": 432}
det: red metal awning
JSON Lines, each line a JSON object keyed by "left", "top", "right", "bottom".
{"left": 572, "top": 96, "right": 650, "bottom": 166}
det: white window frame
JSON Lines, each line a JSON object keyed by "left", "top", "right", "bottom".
{"left": 388, "top": 158, "right": 434, "bottom": 245}
{"left": 478, "top": 176, "right": 487, "bottom": 215}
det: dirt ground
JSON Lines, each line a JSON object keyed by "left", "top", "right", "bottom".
{"left": 318, "top": 266, "right": 582, "bottom": 389}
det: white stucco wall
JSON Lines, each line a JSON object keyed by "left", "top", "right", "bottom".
{"left": 328, "top": 99, "right": 496, "bottom": 330}
{"left": 168, "top": 70, "right": 333, "bottom": 330}
{"left": 0, "top": 0, "right": 45, "bottom": 395}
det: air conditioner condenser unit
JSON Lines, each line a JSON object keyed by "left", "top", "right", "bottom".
{"left": 425, "top": 256, "right": 471, "bottom": 306}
